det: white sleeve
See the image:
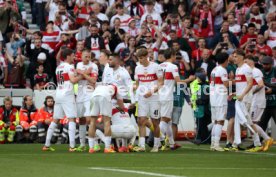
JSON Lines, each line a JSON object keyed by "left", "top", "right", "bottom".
{"left": 156, "top": 64, "right": 163, "bottom": 78}
{"left": 254, "top": 70, "right": 263, "bottom": 83}
{"left": 182, "top": 51, "right": 190, "bottom": 63}
{"left": 221, "top": 68, "right": 228, "bottom": 82}
{"left": 134, "top": 67, "right": 139, "bottom": 81}
{"left": 172, "top": 65, "right": 179, "bottom": 78}
{"left": 245, "top": 66, "right": 252, "bottom": 78}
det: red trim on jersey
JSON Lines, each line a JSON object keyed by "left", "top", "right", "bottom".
{"left": 211, "top": 77, "right": 223, "bottom": 84}
{"left": 253, "top": 79, "right": 258, "bottom": 85}
{"left": 164, "top": 72, "right": 174, "bottom": 80}
{"left": 111, "top": 84, "right": 118, "bottom": 98}
{"left": 235, "top": 75, "right": 247, "bottom": 82}
{"left": 90, "top": 72, "right": 98, "bottom": 78}
{"left": 112, "top": 108, "right": 128, "bottom": 115}
{"left": 63, "top": 73, "right": 70, "bottom": 81}
{"left": 138, "top": 74, "right": 158, "bottom": 82}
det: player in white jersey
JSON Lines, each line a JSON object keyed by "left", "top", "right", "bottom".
{"left": 209, "top": 53, "right": 229, "bottom": 151}
{"left": 95, "top": 103, "right": 137, "bottom": 153}
{"left": 43, "top": 48, "right": 83, "bottom": 152}
{"left": 99, "top": 50, "right": 114, "bottom": 84}
{"left": 134, "top": 48, "right": 163, "bottom": 152}
{"left": 109, "top": 53, "right": 134, "bottom": 100}
{"left": 245, "top": 57, "right": 274, "bottom": 152}
{"left": 159, "top": 48, "right": 192, "bottom": 150}
{"left": 88, "top": 84, "right": 125, "bottom": 153}
{"left": 232, "top": 50, "right": 262, "bottom": 151}
{"left": 74, "top": 50, "right": 98, "bottom": 152}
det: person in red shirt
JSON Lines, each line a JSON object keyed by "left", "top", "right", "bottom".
{"left": 73, "top": 0, "right": 92, "bottom": 28}
{"left": 42, "top": 21, "right": 60, "bottom": 53}
{"left": 256, "top": 34, "right": 273, "bottom": 56}
{"left": 240, "top": 23, "right": 258, "bottom": 49}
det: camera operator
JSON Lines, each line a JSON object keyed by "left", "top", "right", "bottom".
{"left": 212, "top": 32, "right": 235, "bottom": 56}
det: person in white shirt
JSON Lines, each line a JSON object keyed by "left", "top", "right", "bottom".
{"left": 110, "top": 3, "right": 132, "bottom": 32}
{"left": 245, "top": 56, "right": 273, "bottom": 152}
{"left": 209, "top": 52, "right": 229, "bottom": 151}
{"left": 75, "top": 49, "right": 98, "bottom": 152}
{"left": 99, "top": 49, "right": 114, "bottom": 84}
{"left": 232, "top": 49, "right": 262, "bottom": 152}
{"left": 134, "top": 48, "right": 163, "bottom": 152}
{"left": 43, "top": 48, "right": 83, "bottom": 152}
{"left": 45, "top": 0, "right": 59, "bottom": 22}
{"left": 92, "top": 2, "right": 109, "bottom": 21}
{"left": 88, "top": 84, "right": 125, "bottom": 153}
{"left": 141, "top": 0, "right": 162, "bottom": 27}
{"left": 159, "top": 48, "right": 192, "bottom": 150}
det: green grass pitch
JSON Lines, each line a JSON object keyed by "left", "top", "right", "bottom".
{"left": 0, "top": 143, "right": 275, "bottom": 177}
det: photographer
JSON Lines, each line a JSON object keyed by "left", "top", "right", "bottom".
{"left": 54, "top": 2, "right": 75, "bottom": 31}
{"left": 240, "top": 23, "right": 258, "bottom": 49}
{"left": 212, "top": 32, "right": 236, "bottom": 56}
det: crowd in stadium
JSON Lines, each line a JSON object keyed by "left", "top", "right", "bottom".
{"left": 0, "top": 0, "right": 275, "bottom": 153}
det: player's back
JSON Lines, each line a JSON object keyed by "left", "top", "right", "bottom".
{"left": 210, "top": 65, "right": 228, "bottom": 106}
{"left": 235, "top": 63, "right": 252, "bottom": 103}
{"left": 111, "top": 107, "right": 132, "bottom": 125}
{"left": 55, "top": 62, "right": 75, "bottom": 103}
{"left": 92, "top": 84, "right": 116, "bottom": 101}
{"left": 159, "top": 62, "right": 179, "bottom": 101}
{"left": 252, "top": 67, "right": 266, "bottom": 108}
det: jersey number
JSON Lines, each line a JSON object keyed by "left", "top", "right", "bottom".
{"left": 57, "top": 71, "right": 64, "bottom": 85}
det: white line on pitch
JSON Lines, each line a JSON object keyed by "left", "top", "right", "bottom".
{"left": 113, "top": 167, "right": 276, "bottom": 171}
{"left": 88, "top": 167, "right": 186, "bottom": 177}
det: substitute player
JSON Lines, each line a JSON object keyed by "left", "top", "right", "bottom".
{"left": 245, "top": 56, "right": 273, "bottom": 152}
{"left": 42, "top": 48, "right": 83, "bottom": 152}
{"left": 88, "top": 84, "right": 125, "bottom": 153}
{"left": 134, "top": 48, "right": 163, "bottom": 152}
{"left": 159, "top": 48, "right": 192, "bottom": 150}
{"left": 232, "top": 50, "right": 262, "bottom": 151}
{"left": 75, "top": 49, "right": 98, "bottom": 152}
{"left": 210, "top": 52, "right": 229, "bottom": 151}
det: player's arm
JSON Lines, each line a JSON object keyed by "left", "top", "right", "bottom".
{"left": 253, "top": 77, "right": 264, "bottom": 94}
{"left": 69, "top": 68, "right": 83, "bottom": 84}
{"left": 222, "top": 71, "right": 229, "bottom": 88}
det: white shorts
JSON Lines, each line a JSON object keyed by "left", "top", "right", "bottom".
{"left": 53, "top": 102, "right": 77, "bottom": 119}
{"left": 160, "top": 101, "right": 173, "bottom": 118}
{"left": 90, "top": 96, "right": 112, "bottom": 117}
{"left": 111, "top": 124, "right": 136, "bottom": 139}
{"left": 77, "top": 101, "right": 92, "bottom": 117}
{"left": 211, "top": 106, "right": 227, "bottom": 121}
{"left": 137, "top": 100, "right": 160, "bottom": 119}
{"left": 250, "top": 106, "right": 264, "bottom": 123}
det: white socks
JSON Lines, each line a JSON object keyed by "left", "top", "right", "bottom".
{"left": 139, "top": 137, "right": 145, "bottom": 148}
{"left": 96, "top": 129, "right": 105, "bottom": 142}
{"left": 214, "top": 124, "right": 223, "bottom": 146}
{"left": 88, "top": 137, "right": 95, "bottom": 149}
{"left": 167, "top": 121, "right": 175, "bottom": 147}
{"left": 255, "top": 124, "right": 270, "bottom": 140}
{"left": 45, "top": 122, "right": 57, "bottom": 147}
{"left": 154, "top": 137, "right": 160, "bottom": 148}
{"left": 160, "top": 121, "right": 167, "bottom": 141}
{"left": 68, "top": 122, "right": 76, "bottom": 148}
{"left": 79, "top": 125, "right": 86, "bottom": 147}
{"left": 105, "top": 136, "right": 112, "bottom": 149}
{"left": 211, "top": 124, "right": 216, "bottom": 145}
{"left": 253, "top": 133, "right": 262, "bottom": 147}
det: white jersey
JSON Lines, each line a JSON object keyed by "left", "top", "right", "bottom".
{"left": 96, "top": 13, "right": 109, "bottom": 22}
{"left": 0, "top": 55, "right": 7, "bottom": 80}
{"left": 111, "top": 107, "right": 132, "bottom": 125}
{"left": 114, "top": 42, "right": 127, "bottom": 53}
{"left": 252, "top": 67, "right": 266, "bottom": 108}
{"left": 102, "top": 63, "right": 114, "bottom": 84}
{"left": 141, "top": 12, "right": 162, "bottom": 27}
{"left": 159, "top": 62, "right": 179, "bottom": 101}
{"left": 55, "top": 62, "right": 75, "bottom": 103}
{"left": 267, "top": 30, "right": 276, "bottom": 49}
{"left": 134, "top": 62, "right": 163, "bottom": 102}
{"left": 235, "top": 63, "right": 253, "bottom": 103}
{"left": 76, "top": 61, "right": 98, "bottom": 103}
{"left": 110, "top": 14, "right": 132, "bottom": 32}
{"left": 179, "top": 50, "right": 190, "bottom": 63}
{"left": 92, "top": 84, "right": 122, "bottom": 101}
{"left": 113, "top": 66, "right": 133, "bottom": 99}
{"left": 229, "top": 24, "right": 241, "bottom": 36}
{"left": 210, "top": 65, "right": 228, "bottom": 107}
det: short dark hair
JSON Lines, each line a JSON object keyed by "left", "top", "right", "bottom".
{"left": 61, "top": 48, "right": 74, "bottom": 59}
{"left": 33, "top": 31, "right": 43, "bottom": 38}
{"left": 216, "top": 52, "right": 229, "bottom": 64}
{"left": 164, "top": 48, "right": 176, "bottom": 60}
{"left": 115, "top": 3, "right": 123, "bottom": 9}
{"left": 100, "top": 49, "right": 111, "bottom": 57}
{"left": 233, "top": 49, "right": 245, "bottom": 58}
{"left": 248, "top": 23, "right": 256, "bottom": 28}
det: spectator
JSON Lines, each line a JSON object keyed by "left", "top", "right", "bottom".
{"left": 272, "top": 46, "right": 276, "bottom": 66}
{"left": 110, "top": 3, "right": 132, "bottom": 32}
{"left": 121, "top": 36, "right": 137, "bottom": 74}
{"left": 36, "top": 0, "right": 47, "bottom": 30}
{"left": 247, "top": 4, "right": 265, "bottom": 31}
{"left": 228, "top": 13, "right": 241, "bottom": 37}
{"left": 264, "top": 20, "right": 276, "bottom": 49}
{"left": 109, "top": 18, "right": 125, "bottom": 51}
{"left": 240, "top": 23, "right": 258, "bottom": 49}
{"left": 267, "top": 0, "right": 276, "bottom": 13}
{"left": 177, "top": 3, "right": 189, "bottom": 20}
{"left": 0, "top": 43, "right": 8, "bottom": 86}
{"left": 260, "top": 12, "right": 275, "bottom": 35}
{"left": 45, "top": 0, "right": 60, "bottom": 22}
{"left": 27, "top": 52, "right": 52, "bottom": 88}
{"left": 26, "top": 36, "right": 50, "bottom": 63}
{"left": 37, "top": 96, "right": 55, "bottom": 143}
{"left": 141, "top": 0, "right": 162, "bottom": 27}
{"left": 191, "top": 38, "right": 212, "bottom": 70}
{"left": 73, "top": 0, "right": 92, "bottom": 28}
{"left": 85, "top": 25, "right": 106, "bottom": 59}
{"left": 127, "top": 19, "right": 139, "bottom": 37}
{"left": 114, "top": 33, "right": 130, "bottom": 54}
{"left": 256, "top": 34, "right": 273, "bottom": 56}
{"left": 10, "top": 33, "right": 25, "bottom": 57}
{"left": 194, "top": 49, "right": 216, "bottom": 78}
{"left": 0, "top": 96, "right": 19, "bottom": 143}
{"left": 0, "top": 0, "right": 21, "bottom": 39}
{"left": 127, "top": 0, "right": 144, "bottom": 27}
{"left": 212, "top": 32, "right": 236, "bottom": 56}
{"left": 92, "top": 3, "right": 109, "bottom": 22}
{"left": 167, "top": 30, "right": 191, "bottom": 55}
{"left": 33, "top": 65, "right": 49, "bottom": 91}
{"left": 16, "top": 95, "right": 39, "bottom": 143}
{"left": 172, "top": 40, "right": 190, "bottom": 71}
{"left": 178, "top": 17, "right": 198, "bottom": 51}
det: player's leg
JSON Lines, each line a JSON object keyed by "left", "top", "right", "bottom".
{"left": 225, "top": 99, "right": 235, "bottom": 150}
{"left": 7, "top": 124, "right": 16, "bottom": 143}
{"left": 76, "top": 102, "right": 88, "bottom": 151}
{"left": 88, "top": 96, "right": 100, "bottom": 153}
{"left": 64, "top": 101, "right": 78, "bottom": 151}
{"left": 43, "top": 118, "right": 60, "bottom": 151}
{"left": 150, "top": 101, "right": 161, "bottom": 152}
{"left": 213, "top": 106, "right": 226, "bottom": 151}
{"left": 234, "top": 101, "right": 248, "bottom": 148}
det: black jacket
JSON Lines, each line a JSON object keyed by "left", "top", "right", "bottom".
{"left": 25, "top": 39, "right": 50, "bottom": 63}
{"left": 85, "top": 35, "right": 105, "bottom": 50}
{"left": 195, "top": 59, "right": 216, "bottom": 79}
